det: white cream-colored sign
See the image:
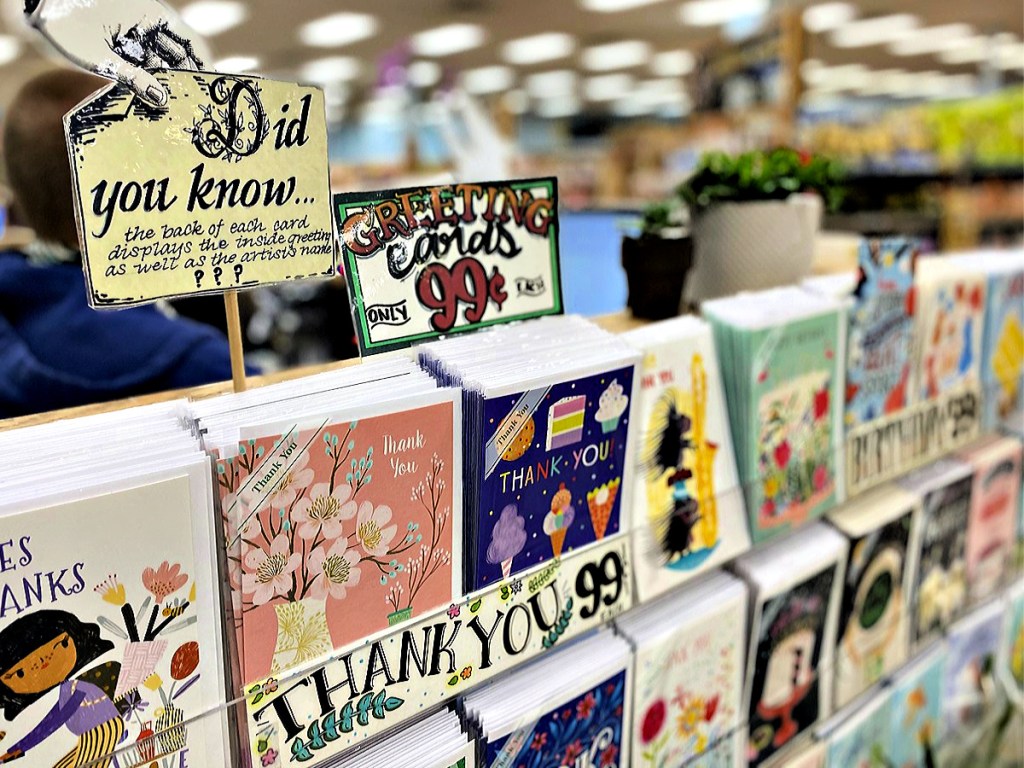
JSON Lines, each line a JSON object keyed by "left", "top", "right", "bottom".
{"left": 65, "top": 70, "right": 336, "bottom": 307}
{"left": 245, "top": 535, "right": 631, "bottom": 767}
{"left": 846, "top": 384, "right": 981, "bottom": 497}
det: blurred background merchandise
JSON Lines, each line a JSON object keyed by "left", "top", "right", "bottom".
{"left": 0, "top": 0, "right": 1020, "bottom": 368}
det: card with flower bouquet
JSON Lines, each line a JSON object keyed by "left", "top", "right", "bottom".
{"left": 704, "top": 288, "right": 845, "bottom": 544}
{"left": 0, "top": 404, "right": 229, "bottom": 767}
{"left": 461, "top": 628, "right": 631, "bottom": 768}
{"left": 197, "top": 360, "right": 461, "bottom": 686}
{"left": 617, "top": 570, "right": 747, "bottom": 768}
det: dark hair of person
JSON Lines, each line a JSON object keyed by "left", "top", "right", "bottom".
{"left": 0, "top": 609, "right": 114, "bottom": 720}
{"left": 3, "top": 68, "right": 105, "bottom": 249}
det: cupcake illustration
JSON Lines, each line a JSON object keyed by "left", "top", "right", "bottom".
{"left": 544, "top": 483, "right": 576, "bottom": 558}
{"left": 486, "top": 504, "right": 528, "bottom": 580}
{"left": 595, "top": 379, "right": 629, "bottom": 433}
{"left": 586, "top": 478, "right": 620, "bottom": 540}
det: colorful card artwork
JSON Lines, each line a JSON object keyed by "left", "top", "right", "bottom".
{"left": 215, "top": 394, "right": 460, "bottom": 684}
{"left": 622, "top": 317, "right": 750, "bottom": 602}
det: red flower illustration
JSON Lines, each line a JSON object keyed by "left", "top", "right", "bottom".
{"left": 774, "top": 440, "right": 791, "bottom": 468}
{"left": 562, "top": 740, "right": 583, "bottom": 765}
{"left": 600, "top": 744, "right": 619, "bottom": 766}
{"left": 576, "top": 692, "right": 596, "bottom": 720}
{"left": 760, "top": 499, "right": 776, "bottom": 518}
{"left": 813, "top": 465, "right": 829, "bottom": 491}
{"left": 170, "top": 641, "right": 200, "bottom": 680}
{"left": 704, "top": 694, "right": 720, "bottom": 722}
{"left": 531, "top": 733, "right": 547, "bottom": 751}
{"left": 813, "top": 387, "right": 829, "bottom": 421}
{"left": 640, "top": 699, "right": 667, "bottom": 744}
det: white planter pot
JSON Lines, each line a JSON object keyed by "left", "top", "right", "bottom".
{"left": 685, "top": 195, "right": 822, "bottom": 304}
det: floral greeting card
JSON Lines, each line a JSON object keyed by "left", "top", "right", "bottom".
{"left": 476, "top": 367, "right": 634, "bottom": 588}
{"left": 0, "top": 476, "right": 224, "bottom": 767}
{"left": 754, "top": 369, "right": 837, "bottom": 541}
{"left": 216, "top": 397, "right": 459, "bottom": 684}
{"left": 484, "top": 670, "right": 627, "bottom": 768}
{"left": 631, "top": 585, "right": 745, "bottom": 768}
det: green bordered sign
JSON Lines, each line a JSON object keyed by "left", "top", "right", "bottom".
{"left": 335, "top": 177, "right": 563, "bottom": 355}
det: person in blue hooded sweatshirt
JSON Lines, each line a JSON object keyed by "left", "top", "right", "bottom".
{"left": 0, "top": 68, "right": 246, "bottom": 418}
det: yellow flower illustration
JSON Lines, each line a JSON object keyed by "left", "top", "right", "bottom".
{"left": 763, "top": 477, "right": 779, "bottom": 499}
{"left": 143, "top": 673, "right": 163, "bottom": 691}
{"left": 94, "top": 575, "right": 126, "bottom": 606}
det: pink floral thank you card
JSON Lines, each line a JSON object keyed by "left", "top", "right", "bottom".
{"left": 216, "top": 391, "right": 461, "bottom": 685}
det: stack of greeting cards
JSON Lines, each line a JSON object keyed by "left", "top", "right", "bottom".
{"left": 329, "top": 707, "right": 475, "bottom": 768}
{"left": 617, "top": 570, "right": 747, "bottom": 768}
{"left": 419, "top": 316, "right": 639, "bottom": 590}
{"left": 957, "top": 436, "right": 1023, "bottom": 606}
{"left": 899, "top": 459, "right": 973, "bottom": 651}
{"left": 1003, "top": 582, "right": 1024, "bottom": 698}
{"left": 0, "top": 404, "right": 230, "bottom": 766}
{"left": 913, "top": 255, "right": 986, "bottom": 404}
{"left": 731, "top": 523, "right": 847, "bottom": 768}
{"left": 889, "top": 644, "right": 946, "bottom": 768}
{"left": 704, "top": 288, "right": 846, "bottom": 543}
{"left": 945, "top": 250, "right": 1024, "bottom": 430}
{"left": 191, "top": 359, "right": 462, "bottom": 687}
{"left": 828, "top": 483, "right": 921, "bottom": 709}
{"left": 621, "top": 317, "right": 750, "bottom": 602}
{"left": 461, "top": 629, "right": 631, "bottom": 768}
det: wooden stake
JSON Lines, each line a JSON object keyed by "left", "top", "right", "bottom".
{"left": 223, "top": 290, "right": 247, "bottom": 392}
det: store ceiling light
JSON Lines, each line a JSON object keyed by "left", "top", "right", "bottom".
{"left": 830, "top": 14, "right": 919, "bottom": 48}
{"left": 579, "top": 0, "right": 665, "bottom": 12}
{"left": 584, "top": 73, "right": 634, "bottom": 100}
{"left": 298, "top": 12, "right": 377, "bottom": 48}
{"left": 889, "top": 24, "right": 974, "bottom": 56}
{"left": 997, "top": 42, "right": 1024, "bottom": 70}
{"left": 299, "top": 56, "right": 361, "bottom": 85}
{"left": 525, "top": 69, "right": 577, "bottom": 98}
{"left": 612, "top": 97, "right": 655, "bottom": 116}
{"left": 937, "top": 36, "right": 989, "bottom": 64}
{"left": 680, "top": 0, "right": 768, "bottom": 27}
{"left": 799, "top": 58, "right": 825, "bottom": 84}
{"left": 502, "top": 32, "right": 576, "bottom": 65}
{"left": 462, "top": 65, "right": 515, "bottom": 94}
{"left": 582, "top": 40, "right": 650, "bottom": 71}
{"left": 180, "top": 0, "right": 247, "bottom": 37}
{"left": 411, "top": 23, "right": 486, "bottom": 57}
{"left": 802, "top": 3, "right": 855, "bottom": 33}
{"left": 0, "top": 35, "right": 19, "bottom": 67}
{"left": 503, "top": 89, "right": 529, "bottom": 114}
{"left": 214, "top": 55, "right": 259, "bottom": 73}
{"left": 408, "top": 60, "right": 442, "bottom": 88}
{"left": 536, "top": 97, "right": 580, "bottom": 118}
{"left": 651, "top": 50, "right": 695, "bottom": 77}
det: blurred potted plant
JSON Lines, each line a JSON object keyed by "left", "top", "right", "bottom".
{"left": 621, "top": 199, "right": 693, "bottom": 320}
{"left": 677, "top": 148, "right": 843, "bottom": 302}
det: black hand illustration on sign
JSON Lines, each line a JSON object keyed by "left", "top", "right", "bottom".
{"left": 25, "top": 0, "right": 211, "bottom": 107}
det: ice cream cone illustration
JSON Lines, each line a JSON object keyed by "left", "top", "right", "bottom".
{"left": 486, "top": 504, "right": 527, "bottom": 581}
{"left": 544, "top": 484, "right": 575, "bottom": 559}
{"left": 586, "top": 478, "right": 620, "bottom": 540}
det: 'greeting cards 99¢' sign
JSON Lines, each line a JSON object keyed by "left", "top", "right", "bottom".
{"left": 336, "top": 178, "right": 563, "bottom": 355}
